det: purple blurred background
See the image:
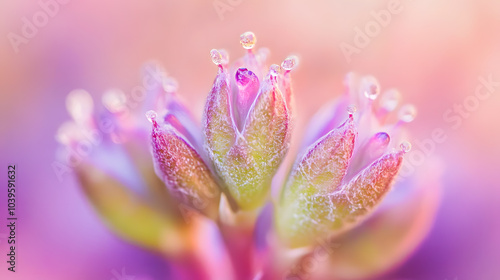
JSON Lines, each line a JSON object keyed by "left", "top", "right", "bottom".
{"left": 1, "top": 0, "right": 500, "bottom": 279}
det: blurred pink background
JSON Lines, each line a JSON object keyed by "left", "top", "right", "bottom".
{"left": 1, "top": 0, "right": 500, "bottom": 279}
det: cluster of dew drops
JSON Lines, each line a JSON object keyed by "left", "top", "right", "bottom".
{"left": 143, "top": 31, "right": 414, "bottom": 155}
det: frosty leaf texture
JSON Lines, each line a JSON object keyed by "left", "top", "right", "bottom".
{"left": 276, "top": 72, "right": 414, "bottom": 247}
{"left": 277, "top": 117, "right": 356, "bottom": 246}
{"left": 203, "top": 46, "right": 292, "bottom": 211}
{"left": 150, "top": 116, "right": 220, "bottom": 219}
{"left": 278, "top": 144, "right": 406, "bottom": 247}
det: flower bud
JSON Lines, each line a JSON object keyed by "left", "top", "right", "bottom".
{"left": 76, "top": 162, "right": 187, "bottom": 255}
{"left": 277, "top": 116, "right": 356, "bottom": 247}
{"left": 150, "top": 114, "right": 221, "bottom": 219}
{"left": 203, "top": 65, "right": 291, "bottom": 210}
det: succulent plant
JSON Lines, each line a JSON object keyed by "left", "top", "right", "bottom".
{"left": 56, "top": 31, "right": 440, "bottom": 280}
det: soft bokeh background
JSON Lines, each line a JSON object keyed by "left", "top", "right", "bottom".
{"left": 1, "top": 0, "right": 499, "bottom": 279}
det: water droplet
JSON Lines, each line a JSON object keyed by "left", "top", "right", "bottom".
{"left": 347, "top": 105, "right": 357, "bottom": 116}
{"left": 269, "top": 64, "right": 281, "bottom": 76}
{"left": 380, "top": 89, "right": 401, "bottom": 111}
{"left": 210, "top": 49, "right": 223, "bottom": 65}
{"left": 240, "top": 31, "right": 256, "bottom": 50}
{"left": 398, "top": 104, "right": 417, "bottom": 122}
{"left": 66, "top": 89, "right": 93, "bottom": 123}
{"left": 366, "top": 132, "right": 391, "bottom": 158}
{"left": 374, "top": 132, "right": 390, "bottom": 145}
{"left": 281, "top": 55, "right": 299, "bottom": 71}
{"left": 162, "top": 77, "right": 179, "bottom": 93}
{"left": 102, "top": 89, "right": 127, "bottom": 113}
{"left": 400, "top": 141, "right": 412, "bottom": 153}
{"left": 218, "top": 49, "right": 229, "bottom": 65}
{"left": 146, "top": 110, "right": 157, "bottom": 123}
{"left": 55, "top": 121, "right": 80, "bottom": 145}
{"left": 360, "top": 76, "right": 380, "bottom": 100}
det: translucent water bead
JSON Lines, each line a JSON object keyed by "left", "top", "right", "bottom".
{"left": 398, "top": 104, "right": 417, "bottom": 123}
{"left": 146, "top": 110, "right": 158, "bottom": 123}
{"left": 361, "top": 76, "right": 380, "bottom": 100}
{"left": 347, "top": 105, "right": 357, "bottom": 116}
{"left": 102, "top": 89, "right": 127, "bottom": 114}
{"left": 210, "top": 49, "right": 223, "bottom": 65}
{"left": 240, "top": 31, "right": 256, "bottom": 50}
{"left": 281, "top": 55, "right": 299, "bottom": 71}
{"left": 269, "top": 64, "right": 281, "bottom": 77}
{"left": 400, "top": 141, "right": 412, "bottom": 153}
{"left": 66, "top": 89, "right": 94, "bottom": 124}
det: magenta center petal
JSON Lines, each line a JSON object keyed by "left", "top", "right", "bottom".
{"left": 234, "top": 67, "right": 260, "bottom": 131}
{"left": 363, "top": 132, "right": 391, "bottom": 162}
